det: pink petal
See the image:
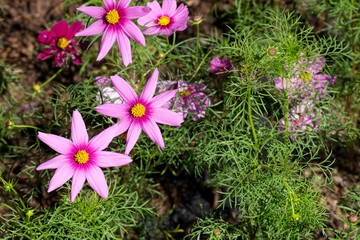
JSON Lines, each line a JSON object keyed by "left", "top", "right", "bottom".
{"left": 145, "top": 1, "right": 163, "bottom": 18}
{"left": 110, "top": 75, "right": 138, "bottom": 105}
{"left": 95, "top": 103, "right": 130, "bottom": 118}
{"left": 75, "top": 20, "right": 106, "bottom": 37}
{"left": 97, "top": 25, "right": 116, "bottom": 61}
{"left": 37, "top": 154, "right": 72, "bottom": 170}
{"left": 93, "top": 151, "right": 132, "bottom": 167}
{"left": 70, "top": 167, "right": 86, "bottom": 202}
{"left": 37, "top": 47, "right": 56, "bottom": 60}
{"left": 125, "top": 119, "right": 142, "bottom": 155}
{"left": 71, "top": 110, "right": 89, "bottom": 149}
{"left": 38, "top": 30, "right": 52, "bottom": 45}
{"left": 38, "top": 132, "right": 74, "bottom": 155}
{"left": 124, "top": 6, "right": 151, "bottom": 19}
{"left": 137, "top": 14, "right": 157, "bottom": 27}
{"left": 51, "top": 20, "right": 68, "bottom": 38}
{"left": 116, "top": 0, "right": 131, "bottom": 9}
{"left": 77, "top": 6, "right": 106, "bottom": 19}
{"left": 140, "top": 117, "right": 164, "bottom": 149}
{"left": 86, "top": 164, "right": 108, "bottom": 199}
{"left": 103, "top": 0, "right": 115, "bottom": 11}
{"left": 87, "top": 124, "right": 117, "bottom": 152}
{"left": 48, "top": 163, "right": 76, "bottom": 192}
{"left": 116, "top": 30, "right": 132, "bottom": 66}
{"left": 121, "top": 20, "right": 146, "bottom": 46}
{"left": 139, "top": 68, "right": 158, "bottom": 102}
{"left": 113, "top": 116, "right": 133, "bottom": 136}
{"left": 150, "top": 90, "right": 177, "bottom": 108}
{"left": 162, "top": 0, "right": 177, "bottom": 16}
{"left": 151, "top": 108, "right": 184, "bottom": 126}
{"left": 67, "top": 21, "right": 84, "bottom": 39}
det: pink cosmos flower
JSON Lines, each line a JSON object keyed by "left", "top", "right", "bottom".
{"left": 36, "top": 110, "right": 132, "bottom": 202}
{"left": 278, "top": 100, "right": 320, "bottom": 141}
{"left": 37, "top": 21, "right": 84, "bottom": 67}
{"left": 75, "top": 0, "right": 151, "bottom": 66}
{"left": 137, "top": 0, "right": 189, "bottom": 36}
{"left": 96, "top": 76, "right": 124, "bottom": 104}
{"left": 210, "top": 57, "right": 233, "bottom": 77}
{"left": 274, "top": 54, "right": 336, "bottom": 100}
{"left": 95, "top": 68, "right": 184, "bottom": 155}
{"left": 157, "top": 80, "right": 211, "bottom": 120}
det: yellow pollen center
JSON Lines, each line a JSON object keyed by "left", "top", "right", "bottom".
{"left": 57, "top": 38, "right": 69, "bottom": 49}
{"left": 106, "top": 9, "right": 120, "bottom": 24}
{"left": 158, "top": 16, "right": 170, "bottom": 26}
{"left": 179, "top": 89, "right": 190, "bottom": 97}
{"left": 300, "top": 71, "right": 312, "bottom": 82}
{"left": 131, "top": 104, "right": 146, "bottom": 118}
{"left": 74, "top": 150, "right": 89, "bottom": 164}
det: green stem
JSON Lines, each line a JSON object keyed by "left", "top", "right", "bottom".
{"left": 189, "top": 49, "right": 213, "bottom": 82}
{"left": 195, "top": 23, "right": 200, "bottom": 65}
{"left": 11, "top": 67, "right": 64, "bottom": 114}
{"left": 14, "top": 125, "right": 44, "bottom": 131}
{"left": 247, "top": 88, "right": 258, "bottom": 149}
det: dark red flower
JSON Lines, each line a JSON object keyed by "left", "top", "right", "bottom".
{"left": 37, "top": 21, "right": 84, "bottom": 67}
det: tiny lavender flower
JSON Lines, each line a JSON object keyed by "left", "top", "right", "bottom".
{"left": 95, "top": 68, "right": 184, "bottom": 155}
{"left": 75, "top": 0, "right": 151, "bottom": 65}
{"left": 138, "top": 0, "right": 189, "bottom": 36}
{"left": 157, "top": 80, "right": 211, "bottom": 120}
{"left": 274, "top": 54, "right": 336, "bottom": 100}
{"left": 37, "top": 21, "right": 84, "bottom": 67}
{"left": 96, "top": 77, "right": 123, "bottom": 104}
{"left": 210, "top": 57, "right": 233, "bottom": 77}
{"left": 278, "top": 100, "right": 320, "bottom": 141}
{"left": 36, "top": 110, "right": 132, "bottom": 202}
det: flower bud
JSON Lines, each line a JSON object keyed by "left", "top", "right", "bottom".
{"left": 268, "top": 48, "right": 277, "bottom": 56}
{"left": 291, "top": 213, "right": 300, "bottom": 222}
{"left": 214, "top": 228, "right": 221, "bottom": 235}
{"left": 26, "top": 209, "right": 35, "bottom": 217}
{"left": 159, "top": 52, "right": 166, "bottom": 58}
{"left": 33, "top": 84, "right": 41, "bottom": 93}
{"left": 349, "top": 214, "right": 358, "bottom": 224}
{"left": 5, "top": 120, "right": 14, "bottom": 130}
{"left": 193, "top": 15, "right": 203, "bottom": 24}
{"left": 4, "top": 182, "right": 13, "bottom": 191}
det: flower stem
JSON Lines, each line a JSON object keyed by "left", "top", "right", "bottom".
{"left": 14, "top": 125, "right": 44, "bottom": 131}
{"left": 189, "top": 49, "right": 213, "bottom": 82}
{"left": 195, "top": 23, "right": 200, "bottom": 65}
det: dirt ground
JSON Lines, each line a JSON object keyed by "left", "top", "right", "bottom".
{"left": 1, "top": 0, "right": 360, "bottom": 238}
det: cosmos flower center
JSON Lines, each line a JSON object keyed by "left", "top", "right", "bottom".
{"left": 179, "top": 89, "right": 190, "bottom": 97}
{"left": 300, "top": 71, "right": 312, "bottom": 82}
{"left": 57, "top": 38, "right": 69, "bottom": 49}
{"left": 106, "top": 9, "right": 120, "bottom": 24}
{"left": 158, "top": 16, "right": 170, "bottom": 26}
{"left": 74, "top": 150, "right": 89, "bottom": 164}
{"left": 131, "top": 103, "right": 146, "bottom": 118}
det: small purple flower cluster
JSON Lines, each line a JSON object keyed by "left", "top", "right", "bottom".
{"left": 276, "top": 54, "right": 335, "bottom": 140}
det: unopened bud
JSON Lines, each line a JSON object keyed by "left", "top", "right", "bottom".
{"left": 193, "top": 15, "right": 203, "bottom": 24}
{"left": 349, "top": 214, "right": 358, "bottom": 224}
{"left": 26, "top": 209, "right": 35, "bottom": 217}
{"left": 33, "top": 84, "right": 41, "bottom": 93}
{"left": 268, "top": 48, "right": 277, "bottom": 56}
{"left": 5, "top": 120, "right": 14, "bottom": 130}
{"left": 159, "top": 52, "right": 166, "bottom": 58}
{"left": 4, "top": 182, "right": 13, "bottom": 191}
{"left": 291, "top": 213, "right": 300, "bottom": 222}
{"left": 213, "top": 228, "right": 221, "bottom": 235}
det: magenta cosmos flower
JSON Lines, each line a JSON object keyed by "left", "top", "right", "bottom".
{"left": 37, "top": 21, "right": 84, "bottom": 67}
{"left": 75, "top": 0, "right": 151, "bottom": 66}
{"left": 210, "top": 57, "right": 233, "bottom": 77}
{"left": 36, "top": 110, "right": 132, "bottom": 202}
{"left": 157, "top": 80, "right": 211, "bottom": 120}
{"left": 95, "top": 68, "right": 184, "bottom": 155}
{"left": 137, "top": 0, "right": 189, "bottom": 36}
